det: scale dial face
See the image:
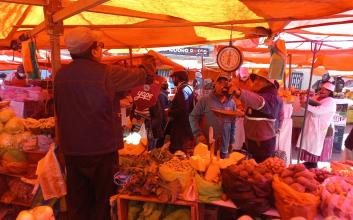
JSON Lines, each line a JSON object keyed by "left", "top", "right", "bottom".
{"left": 216, "top": 46, "right": 243, "bottom": 72}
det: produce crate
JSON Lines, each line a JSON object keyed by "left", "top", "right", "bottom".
{"left": 116, "top": 194, "right": 200, "bottom": 220}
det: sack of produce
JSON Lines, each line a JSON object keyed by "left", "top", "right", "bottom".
{"left": 195, "top": 173, "right": 222, "bottom": 202}
{"left": 321, "top": 176, "right": 353, "bottom": 219}
{"left": 272, "top": 175, "right": 320, "bottom": 220}
{"left": 280, "top": 164, "right": 320, "bottom": 194}
{"left": 159, "top": 157, "right": 193, "bottom": 190}
{"left": 222, "top": 159, "right": 273, "bottom": 214}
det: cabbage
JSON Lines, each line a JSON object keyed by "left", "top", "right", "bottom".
{"left": 2, "top": 149, "right": 27, "bottom": 162}
{"left": 0, "top": 133, "right": 14, "bottom": 148}
{"left": 0, "top": 108, "right": 15, "bottom": 123}
{"left": 4, "top": 117, "right": 24, "bottom": 134}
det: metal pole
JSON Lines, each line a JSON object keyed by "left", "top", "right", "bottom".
{"left": 201, "top": 53, "right": 204, "bottom": 96}
{"left": 297, "top": 42, "right": 323, "bottom": 163}
{"left": 288, "top": 54, "right": 292, "bottom": 88}
{"left": 129, "top": 47, "right": 133, "bottom": 66}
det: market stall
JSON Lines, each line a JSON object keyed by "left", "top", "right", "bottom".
{"left": 2, "top": 1, "right": 353, "bottom": 219}
{"left": 112, "top": 138, "right": 353, "bottom": 220}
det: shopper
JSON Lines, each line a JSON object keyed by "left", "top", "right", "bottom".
{"left": 297, "top": 82, "right": 336, "bottom": 168}
{"left": 156, "top": 78, "right": 170, "bottom": 147}
{"left": 167, "top": 70, "right": 195, "bottom": 153}
{"left": 189, "top": 73, "right": 236, "bottom": 158}
{"left": 130, "top": 96, "right": 164, "bottom": 150}
{"left": 345, "top": 127, "right": 353, "bottom": 160}
{"left": 230, "top": 69, "right": 282, "bottom": 163}
{"left": 54, "top": 27, "right": 156, "bottom": 220}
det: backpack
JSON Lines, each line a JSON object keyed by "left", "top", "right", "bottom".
{"left": 183, "top": 84, "right": 198, "bottom": 113}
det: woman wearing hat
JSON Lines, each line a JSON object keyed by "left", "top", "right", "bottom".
{"left": 297, "top": 82, "right": 336, "bottom": 167}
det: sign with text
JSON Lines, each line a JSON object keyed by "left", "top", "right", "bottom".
{"left": 159, "top": 47, "right": 209, "bottom": 57}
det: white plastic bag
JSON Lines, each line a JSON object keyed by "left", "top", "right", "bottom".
{"left": 36, "top": 144, "right": 66, "bottom": 200}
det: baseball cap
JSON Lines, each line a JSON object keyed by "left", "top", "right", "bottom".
{"left": 321, "top": 82, "right": 335, "bottom": 92}
{"left": 64, "top": 27, "right": 101, "bottom": 54}
{"left": 216, "top": 73, "right": 230, "bottom": 82}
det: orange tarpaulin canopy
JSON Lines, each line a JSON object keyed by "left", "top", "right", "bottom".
{"left": 1, "top": 1, "right": 353, "bottom": 71}
{"left": 1, "top": 0, "right": 353, "bottom": 49}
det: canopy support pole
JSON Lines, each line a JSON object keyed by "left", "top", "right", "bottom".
{"left": 129, "top": 48, "right": 133, "bottom": 66}
{"left": 288, "top": 54, "right": 292, "bottom": 88}
{"left": 43, "top": 0, "right": 63, "bottom": 148}
{"left": 201, "top": 53, "right": 204, "bottom": 96}
{"left": 297, "top": 41, "right": 323, "bottom": 164}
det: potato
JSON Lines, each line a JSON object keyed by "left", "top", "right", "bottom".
{"left": 290, "top": 183, "right": 306, "bottom": 193}
{"left": 240, "top": 170, "right": 249, "bottom": 178}
{"left": 283, "top": 177, "right": 294, "bottom": 185}
{"left": 294, "top": 170, "right": 315, "bottom": 180}
{"left": 296, "top": 176, "right": 318, "bottom": 191}
{"left": 281, "top": 169, "right": 294, "bottom": 178}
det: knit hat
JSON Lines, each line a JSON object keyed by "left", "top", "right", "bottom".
{"left": 64, "top": 27, "right": 101, "bottom": 54}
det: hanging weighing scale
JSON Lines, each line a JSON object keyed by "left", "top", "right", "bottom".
{"left": 216, "top": 26, "right": 243, "bottom": 72}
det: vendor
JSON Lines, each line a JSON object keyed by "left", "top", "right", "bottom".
{"left": 297, "top": 82, "right": 336, "bottom": 168}
{"left": 189, "top": 73, "right": 236, "bottom": 159}
{"left": 231, "top": 69, "right": 282, "bottom": 163}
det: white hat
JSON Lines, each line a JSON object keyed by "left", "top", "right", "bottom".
{"left": 321, "top": 82, "right": 335, "bottom": 92}
{"left": 64, "top": 27, "right": 101, "bottom": 54}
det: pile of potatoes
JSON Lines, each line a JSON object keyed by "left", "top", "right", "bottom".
{"left": 222, "top": 158, "right": 285, "bottom": 214}
{"left": 280, "top": 164, "right": 320, "bottom": 194}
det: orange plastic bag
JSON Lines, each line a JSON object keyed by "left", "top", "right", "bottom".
{"left": 36, "top": 144, "right": 67, "bottom": 200}
{"left": 272, "top": 175, "right": 320, "bottom": 220}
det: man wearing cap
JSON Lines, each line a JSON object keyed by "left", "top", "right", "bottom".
{"left": 54, "top": 27, "right": 156, "bottom": 220}
{"left": 190, "top": 73, "right": 236, "bottom": 158}
{"left": 167, "top": 70, "right": 194, "bottom": 153}
{"left": 231, "top": 69, "right": 282, "bottom": 162}
{"left": 297, "top": 82, "right": 336, "bottom": 167}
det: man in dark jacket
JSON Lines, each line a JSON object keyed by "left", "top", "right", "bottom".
{"left": 231, "top": 69, "right": 281, "bottom": 162}
{"left": 54, "top": 27, "right": 155, "bottom": 220}
{"left": 168, "top": 70, "right": 194, "bottom": 153}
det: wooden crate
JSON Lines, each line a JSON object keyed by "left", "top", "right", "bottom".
{"left": 116, "top": 194, "right": 200, "bottom": 220}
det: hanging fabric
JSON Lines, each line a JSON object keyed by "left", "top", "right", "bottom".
{"left": 21, "top": 39, "right": 40, "bottom": 79}
{"left": 269, "top": 39, "right": 287, "bottom": 80}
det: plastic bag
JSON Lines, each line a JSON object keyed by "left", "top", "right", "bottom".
{"left": 36, "top": 144, "right": 66, "bottom": 200}
{"left": 195, "top": 174, "right": 222, "bottom": 202}
{"left": 321, "top": 176, "right": 353, "bottom": 219}
{"left": 272, "top": 175, "right": 320, "bottom": 220}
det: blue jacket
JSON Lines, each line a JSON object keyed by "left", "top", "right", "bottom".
{"left": 189, "top": 92, "right": 236, "bottom": 154}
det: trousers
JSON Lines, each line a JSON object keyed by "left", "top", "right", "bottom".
{"left": 64, "top": 152, "right": 118, "bottom": 220}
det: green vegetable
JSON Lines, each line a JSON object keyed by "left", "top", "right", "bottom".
{"left": 162, "top": 208, "right": 190, "bottom": 220}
